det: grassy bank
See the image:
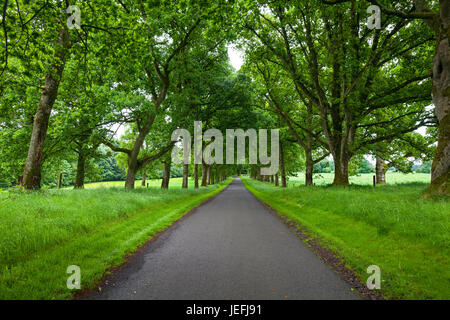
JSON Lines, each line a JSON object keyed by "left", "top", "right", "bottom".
{"left": 0, "top": 178, "right": 232, "bottom": 299}
{"left": 242, "top": 177, "right": 449, "bottom": 300}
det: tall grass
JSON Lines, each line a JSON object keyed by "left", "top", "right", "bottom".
{"left": 0, "top": 179, "right": 231, "bottom": 299}
{"left": 1, "top": 186, "right": 195, "bottom": 268}
{"left": 80, "top": 177, "right": 190, "bottom": 189}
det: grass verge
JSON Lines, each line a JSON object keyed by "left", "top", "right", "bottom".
{"left": 242, "top": 177, "right": 449, "bottom": 300}
{"left": 0, "top": 178, "right": 232, "bottom": 299}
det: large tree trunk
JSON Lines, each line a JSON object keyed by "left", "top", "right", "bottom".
{"left": 123, "top": 84, "right": 167, "bottom": 190}
{"left": 305, "top": 115, "right": 314, "bottom": 186}
{"left": 22, "top": 29, "right": 70, "bottom": 190}
{"left": 305, "top": 151, "right": 314, "bottom": 186}
{"left": 182, "top": 164, "right": 189, "bottom": 188}
{"left": 125, "top": 165, "right": 139, "bottom": 189}
{"left": 280, "top": 142, "right": 287, "bottom": 188}
{"left": 74, "top": 153, "right": 86, "bottom": 189}
{"left": 427, "top": 2, "right": 450, "bottom": 196}
{"left": 376, "top": 157, "right": 387, "bottom": 185}
{"left": 141, "top": 172, "right": 146, "bottom": 187}
{"left": 161, "top": 160, "right": 171, "bottom": 189}
{"left": 332, "top": 151, "right": 350, "bottom": 186}
{"left": 201, "top": 161, "right": 208, "bottom": 186}
{"left": 125, "top": 129, "right": 149, "bottom": 190}
{"left": 57, "top": 173, "right": 63, "bottom": 189}
{"left": 211, "top": 167, "right": 215, "bottom": 185}
{"left": 275, "top": 173, "right": 279, "bottom": 186}
{"left": 207, "top": 165, "right": 212, "bottom": 185}
{"left": 194, "top": 164, "right": 199, "bottom": 188}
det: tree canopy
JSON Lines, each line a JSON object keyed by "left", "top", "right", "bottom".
{"left": 0, "top": 0, "right": 447, "bottom": 195}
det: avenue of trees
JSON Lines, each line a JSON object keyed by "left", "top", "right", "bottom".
{"left": 0, "top": 0, "right": 448, "bottom": 196}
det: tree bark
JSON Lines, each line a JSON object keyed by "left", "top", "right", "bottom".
{"left": 161, "top": 160, "right": 171, "bottom": 189}
{"left": 57, "top": 172, "right": 63, "bottom": 189}
{"left": 74, "top": 153, "right": 86, "bottom": 189}
{"left": 258, "top": 168, "right": 263, "bottom": 181}
{"left": 275, "top": 173, "right": 279, "bottom": 186}
{"left": 201, "top": 161, "right": 208, "bottom": 186}
{"left": 22, "top": 28, "right": 71, "bottom": 190}
{"left": 427, "top": 1, "right": 450, "bottom": 196}
{"left": 125, "top": 126, "right": 151, "bottom": 190}
{"left": 182, "top": 164, "right": 189, "bottom": 188}
{"left": 304, "top": 113, "right": 314, "bottom": 186}
{"left": 305, "top": 151, "right": 314, "bottom": 186}
{"left": 121, "top": 140, "right": 172, "bottom": 189}
{"left": 194, "top": 164, "right": 199, "bottom": 188}
{"left": 207, "top": 165, "right": 212, "bottom": 185}
{"left": 332, "top": 150, "right": 350, "bottom": 186}
{"left": 211, "top": 167, "right": 215, "bottom": 185}
{"left": 125, "top": 165, "right": 139, "bottom": 189}
{"left": 280, "top": 142, "right": 287, "bottom": 188}
{"left": 376, "top": 157, "right": 387, "bottom": 184}
{"left": 141, "top": 172, "right": 146, "bottom": 187}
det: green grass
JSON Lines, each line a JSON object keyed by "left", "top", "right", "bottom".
{"left": 288, "top": 172, "right": 431, "bottom": 186}
{"left": 80, "top": 177, "right": 190, "bottom": 189}
{"left": 242, "top": 177, "right": 449, "bottom": 300}
{"left": 0, "top": 178, "right": 232, "bottom": 299}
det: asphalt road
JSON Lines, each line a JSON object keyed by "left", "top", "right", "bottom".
{"left": 85, "top": 177, "right": 358, "bottom": 300}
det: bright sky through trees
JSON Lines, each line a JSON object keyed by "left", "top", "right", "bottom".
{"left": 227, "top": 45, "right": 244, "bottom": 70}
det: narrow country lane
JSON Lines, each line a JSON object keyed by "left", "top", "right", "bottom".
{"left": 85, "top": 178, "right": 359, "bottom": 300}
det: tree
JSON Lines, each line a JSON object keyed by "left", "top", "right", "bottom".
{"left": 357, "top": 158, "right": 375, "bottom": 174}
{"left": 100, "top": 1, "right": 239, "bottom": 189}
{"left": 1, "top": 0, "right": 128, "bottom": 189}
{"left": 21, "top": 25, "right": 71, "bottom": 189}
{"left": 242, "top": 53, "right": 328, "bottom": 185}
{"left": 368, "top": 132, "right": 435, "bottom": 183}
{"left": 243, "top": 0, "right": 434, "bottom": 186}
{"left": 320, "top": 0, "right": 448, "bottom": 194}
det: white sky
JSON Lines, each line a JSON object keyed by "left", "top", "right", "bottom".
{"left": 227, "top": 45, "right": 245, "bottom": 71}
{"left": 112, "top": 123, "right": 125, "bottom": 139}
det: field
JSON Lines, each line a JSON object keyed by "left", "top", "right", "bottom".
{"left": 287, "top": 172, "right": 431, "bottom": 186}
{"left": 242, "top": 176, "right": 449, "bottom": 300}
{"left": 81, "top": 177, "right": 194, "bottom": 189}
{"left": 0, "top": 178, "right": 232, "bottom": 299}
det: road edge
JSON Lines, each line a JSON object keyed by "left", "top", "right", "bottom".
{"left": 241, "top": 177, "right": 384, "bottom": 300}
{"left": 73, "top": 178, "right": 234, "bottom": 300}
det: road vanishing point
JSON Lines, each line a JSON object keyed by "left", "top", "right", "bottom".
{"left": 86, "top": 177, "right": 358, "bottom": 300}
